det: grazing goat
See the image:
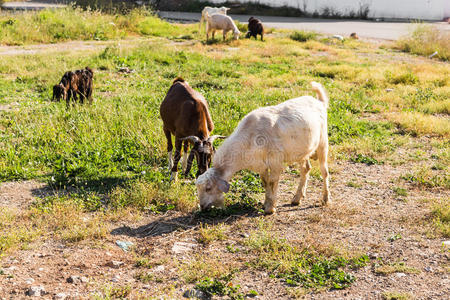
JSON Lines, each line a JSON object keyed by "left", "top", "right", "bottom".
{"left": 160, "top": 78, "right": 223, "bottom": 181}
{"left": 67, "top": 67, "right": 94, "bottom": 107}
{"left": 52, "top": 71, "right": 72, "bottom": 101}
{"left": 205, "top": 13, "right": 240, "bottom": 41}
{"left": 200, "top": 6, "right": 229, "bottom": 29}
{"left": 196, "top": 82, "right": 330, "bottom": 214}
{"left": 246, "top": 17, "right": 264, "bottom": 41}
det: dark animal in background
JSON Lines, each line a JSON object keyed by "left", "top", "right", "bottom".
{"left": 53, "top": 67, "right": 94, "bottom": 107}
{"left": 160, "top": 77, "right": 224, "bottom": 181}
{"left": 66, "top": 67, "right": 94, "bottom": 107}
{"left": 246, "top": 17, "right": 264, "bottom": 41}
{"left": 52, "top": 71, "right": 72, "bottom": 101}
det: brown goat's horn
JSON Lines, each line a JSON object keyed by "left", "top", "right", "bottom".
{"left": 207, "top": 135, "right": 227, "bottom": 143}
{"left": 180, "top": 136, "right": 201, "bottom": 144}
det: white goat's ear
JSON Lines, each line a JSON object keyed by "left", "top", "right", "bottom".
{"left": 217, "top": 178, "right": 230, "bottom": 193}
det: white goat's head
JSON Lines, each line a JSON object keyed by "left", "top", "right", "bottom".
{"left": 196, "top": 169, "right": 230, "bottom": 210}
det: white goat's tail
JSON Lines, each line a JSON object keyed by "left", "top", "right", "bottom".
{"left": 311, "top": 81, "right": 329, "bottom": 109}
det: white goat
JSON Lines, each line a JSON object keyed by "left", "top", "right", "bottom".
{"left": 205, "top": 13, "right": 240, "bottom": 41}
{"left": 200, "top": 6, "right": 229, "bottom": 29}
{"left": 196, "top": 82, "right": 330, "bottom": 214}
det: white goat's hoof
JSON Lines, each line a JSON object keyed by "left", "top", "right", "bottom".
{"left": 170, "top": 172, "right": 178, "bottom": 182}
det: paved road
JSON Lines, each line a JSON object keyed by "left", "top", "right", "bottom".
{"left": 159, "top": 11, "right": 449, "bottom": 41}
{"left": 1, "top": 1, "right": 66, "bottom": 10}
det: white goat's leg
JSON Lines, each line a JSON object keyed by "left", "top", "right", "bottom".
{"left": 264, "top": 169, "right": 281, "bottom": 215}
{"left": 292, "top": 160, "right": 311, "bottom": 206}
{"left": 318, "top": 147, "right": 331, "bottom": 205}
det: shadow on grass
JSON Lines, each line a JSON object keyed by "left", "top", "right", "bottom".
{"left": 111, "top": 201, "right": 318, "bottom": 238}
{"left": 30, "top": 176, "right": 133, "bottom": 203}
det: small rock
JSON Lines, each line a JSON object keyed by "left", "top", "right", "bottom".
{"left": 116, "top": 240, "right": 134, "bottom": 252}
{"left": 54, "top": 292, "right": 68, "bottom": 300}
{"left": 106, "top": 261, "right": 124, "bottom": 269}
{"left": 183, "top": 289, "right": 206, "bottom": 299}
{"left": 111, "top": 275, "right": 120, "bottom": 283}
{"left": 105, "top": 252, "right": 113, "bottom": 257}
{"left": 153, "top": 265, "right": 165, "bottom": 272}
{"left": 118, "top": 67, "right": 135, "bottom": 74}
{"left": 443, "top": 241, "right": 450, "bottom": 247}
{"left": 172, "top": 242, "right": 197, "bottom": 254}
{"left": 26, "top": 286, "right": 45, "bottom": 297}
{"left": 80, "top": 276, "right": 88, "bottom": 283}
{"left": 350, "top": 32, "right": 359, "bottom": 39}
{"left": 25, "top": 278, "right": 34, "bottom": 285}
{"left": 67, "top": 276, "right": 80, "bottom": 284}
{"left": 240, "top": 233, "right": 249, "bottom": 238}
{"left": 385, "top": 88, "right": 394, "bottom": 92}
{"left": 396, "top": 273, "right": 406, "bottom": 278}
{"left": 424, "top": 266, "right": 433, "bottom": 272}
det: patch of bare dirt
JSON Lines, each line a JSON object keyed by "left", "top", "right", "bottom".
{"left": 0, "top": 180, "right": 50, "bottom": 209}
{"left": 0, "top": 151, "right": 448, "bottom": 299}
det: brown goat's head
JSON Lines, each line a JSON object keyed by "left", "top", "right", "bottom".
{"left": 181, "top": 135, "right": 226, "bottom": 177}
{"left": 52, "top": 84, "right": 66, "bottom": 101}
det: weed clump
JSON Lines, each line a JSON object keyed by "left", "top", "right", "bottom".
{"left": 290, "top": 30, "right": 318, "bottom": 42}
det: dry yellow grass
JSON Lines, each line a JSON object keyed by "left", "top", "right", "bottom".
{"left": 386, "top": 112, "right": 450, "bottom": 137}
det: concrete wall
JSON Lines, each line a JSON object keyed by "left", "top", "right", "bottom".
{"left": 209, "top": 0, "right": 448, "bottom": 20}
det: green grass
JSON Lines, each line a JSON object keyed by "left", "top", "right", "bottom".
{"left": 431, "top": 199, "right": 450, "bottom": 237}
{"left": 290, "top": 30, "right": 318, "bottom": 42}
{"left": 0, "top": 8, "right": 199, "bottom": 45}
{"left": 195, "top": 273, "right": 244, "bottom": 299}
{"left": 0, "top": 8, "right": 448, "bottom": 219}
{"left": 244, "top": 219, "right": 369, "bottom": 290}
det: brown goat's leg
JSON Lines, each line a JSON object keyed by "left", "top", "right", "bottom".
{"left": 184, "top": 150, "right": 195, "bottom": 177}
{"left": 182, "top": 141, "right": 189, "bottom": 172}
{"left": 164, "top": 129, "right": 173, "bottom": 171}
{"left": 264, "top": 169, "right": 280, "bottom": 215}
{"left": 292, "top": 160, "right": 311, "bottom": 206}
{"left": 170, "top": 139, "right": 182, "bottom": 181}
{"left": 261, "top": 32, "right": 264, "bottom": 41}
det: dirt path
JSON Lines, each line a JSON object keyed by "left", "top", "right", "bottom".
{"left": 0, "top": 38, "right": 147, "bottom": 56}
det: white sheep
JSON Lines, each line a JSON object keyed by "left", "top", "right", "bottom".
{"left": 205, "top": 13, "right": 240, "bottom": 41}
{"left": 200, "top": 6, "right": 230, "bottom": 29}
{"left": 196, "top": 82, "right": 330, "bottom": 214}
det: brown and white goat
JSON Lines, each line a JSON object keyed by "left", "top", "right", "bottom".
{"left": 160, "top": 78, "right": 223, "bottom": 180}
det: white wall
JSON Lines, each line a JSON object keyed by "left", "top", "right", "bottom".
{"left": 210, "top": 0, "right": 447, "bottom": 20}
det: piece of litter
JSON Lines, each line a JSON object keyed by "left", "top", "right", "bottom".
{"left": 172, "top": 242, "right": 197, "bottom": 254}
{"left": 332, "top": 34, "right": 344, "bottom": 41}
{"left": 116, "top": 240, "right": 134, "bottom": 252}
{"left": 429, "top": 51, "right": 438, "bottom": 58}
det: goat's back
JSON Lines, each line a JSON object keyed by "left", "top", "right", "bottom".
{"left": 216, "top": 96, "right": 327, "bottom": 168}
{"left": 160, "top": 80, "right": 213, "bottom": 138}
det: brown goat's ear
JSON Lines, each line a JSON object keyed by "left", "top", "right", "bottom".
{"left": 216, "top": 178, "right": 230, "bottom": 193}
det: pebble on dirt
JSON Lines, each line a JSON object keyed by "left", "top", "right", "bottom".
{"left": 26, "top": 286, "right": 45, "bottom": 297}
{"left": 106, "top": 260, "right": 124, "bottom": 269}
